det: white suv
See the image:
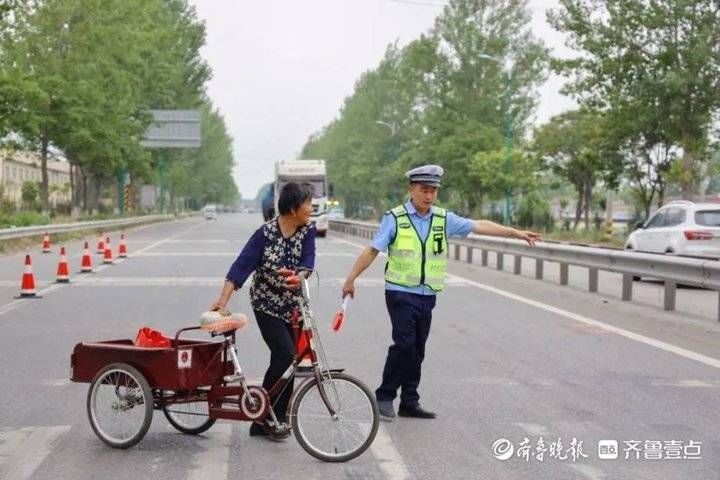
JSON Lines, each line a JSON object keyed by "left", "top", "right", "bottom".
{"left": 625, "top": 201, "right": 720, "bottom": 258}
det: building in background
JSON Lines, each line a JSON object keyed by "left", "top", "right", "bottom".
{"left": 0, "top": 149, "right": 71, "bottom": 208}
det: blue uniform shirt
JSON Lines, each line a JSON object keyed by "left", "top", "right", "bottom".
{"left": 371, "top": 201, "right": 474, "bottom": 296}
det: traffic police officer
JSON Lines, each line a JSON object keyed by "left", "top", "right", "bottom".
{"left": 342, "top": 164, "right": 541, "bottom": 420}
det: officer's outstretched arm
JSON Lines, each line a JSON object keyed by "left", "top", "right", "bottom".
{"left": 472, "top": 220, "right": 542, "bottom": 246}
{"left": 342, "top": 246, "right": 380, "bottom": 298}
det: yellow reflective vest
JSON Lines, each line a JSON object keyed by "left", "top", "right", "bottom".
{"left": 384, "top": 204, "right": 448, "bottom": 292}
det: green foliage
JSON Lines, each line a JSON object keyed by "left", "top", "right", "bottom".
{"left": 532, "top": 109, "right": 620, "bottom": 230}
{"left": 515, "top": 191, "right": 554, "bottom": 232}
{"left": 20, "top": 180, "right": 39, "bottom": 210}
{"left": 0, "top": 0, "right": 233, "bottom": 213}
{"left": 301, "top": 0, "right": 549, "bottom": 220}
{"left": 548, "top": 0, "right": 720, "bottom": 199}
{"left": 0, "top": 210, "right": 48, "bottom": 228}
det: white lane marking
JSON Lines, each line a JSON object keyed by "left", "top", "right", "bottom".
{"left": 186, "top": 423, "right": 232, "bottom": 480}
{"left": 0, "top": 221, "right": 204, "bottom": 319}
{"left": 0, "top": 425, "right": 70, "bottom": 480}
{"left": 651, "top": 379, "right": 718, "bottom": 387}
{"left": 41, "top": 379, "right": 70, "bottom": 387}
{"left": 67, "top": 277, "right": 470, "bottom": 287}
{"left": 0, "top": 284, "right": 64, "bottom": 318}
{"left": 370, "top": 425, "right": 413, "bottom": 480}
{"left": 514, "top": 423, "right": 549, "bottom": 436}
{"left": 331, "top": 234, "right": 720, "bottom": 371}
{"left": 568, "top": 464, "right": 608, "bottom": 480}
{"left": 128, "top": 221, "right": 205, "bottom": 257}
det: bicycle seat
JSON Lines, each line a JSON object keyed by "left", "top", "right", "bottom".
{"left": 200, "top": 311, "right": 249, "bottom": 334}
{"left": 201, "top": 316, "right": 248, "bottom": 334}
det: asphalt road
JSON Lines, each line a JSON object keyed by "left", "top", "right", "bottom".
{"left": 1, "top": 213, "right": 719, "bottom": 480}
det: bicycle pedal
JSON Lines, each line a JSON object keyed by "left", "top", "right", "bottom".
{"left": 223, "top": 374, "right": 242, "bottom": 383}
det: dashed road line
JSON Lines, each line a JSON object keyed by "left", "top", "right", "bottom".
{"left": 370, "top": 425, "right": 414, "bottom": 480}
{"left": 0, "top": 426, "right": 70, "bottom": 480}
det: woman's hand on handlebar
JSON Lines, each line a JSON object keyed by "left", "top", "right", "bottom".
{"left": 211, "top": 280, "right": 236, "bottom": 312}
{"left": 209, "top": 298, "right": 227, "bottom": 312}
{"left": 283, "top": 275, "right": 301, "bottom": 290}
{"left": 277, "top": 268, "right": 301, "bottom": 291}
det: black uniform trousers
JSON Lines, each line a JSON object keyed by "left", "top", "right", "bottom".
{"left": 375, "top": 290, "right": 436, "bottom": 407}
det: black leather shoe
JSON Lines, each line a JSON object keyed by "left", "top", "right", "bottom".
{"left": 398, "top": 404, "right": 436, "bottom": 419}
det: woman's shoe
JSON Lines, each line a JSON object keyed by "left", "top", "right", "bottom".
{"left": 249, "top": 421, "right": 291, "bottom": 441}
{"left": 249, "top": 422, "right": 267, "bottom": 437}
{"left": 264, "top": 421, "right": 291, "bottom": 441}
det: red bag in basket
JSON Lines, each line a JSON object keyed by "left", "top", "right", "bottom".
{"left": 135, "top": 327, "right": 171, "bottom": 348}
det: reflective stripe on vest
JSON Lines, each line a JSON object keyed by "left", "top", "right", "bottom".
{"left": 385, "top": 205, "right": 448, "bottom": 292}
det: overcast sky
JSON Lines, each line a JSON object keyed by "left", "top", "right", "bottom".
{"left": 188, "top": 0, "right": 577, "bottom": 199}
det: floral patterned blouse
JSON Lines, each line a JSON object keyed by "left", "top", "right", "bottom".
{"left": 226, "top": 218, "right": 316, "bottom": 322}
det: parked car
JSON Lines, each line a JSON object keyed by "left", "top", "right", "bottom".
{"left": 624, "top": 201, "right": 720, "bottom": 258}
{"left": 203, "top": 204, "right": 218, "bottom": 221}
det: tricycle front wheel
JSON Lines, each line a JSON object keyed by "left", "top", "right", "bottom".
{"left": 291, "top": 372, "right": 379, "bottom": 462}
{"left": 86, "top": 362, "right": 153, "bottom": 449}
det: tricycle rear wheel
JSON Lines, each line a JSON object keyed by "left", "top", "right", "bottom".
{"left": 86, "top": 362, "right": 153, "bottom": 449}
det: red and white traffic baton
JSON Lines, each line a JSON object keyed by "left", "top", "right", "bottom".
{"left": 332, "top": 296, "right": 350, "bottom": 332}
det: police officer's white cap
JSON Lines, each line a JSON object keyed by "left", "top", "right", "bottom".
{"left": 405, "top": 164, "right": 444, "bottom": 187}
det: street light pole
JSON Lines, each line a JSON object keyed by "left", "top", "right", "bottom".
{"left": 478, "top": 54, "right": 513, "bottom": 225}
{"left": 375, "top": 119, "right": 400, "bottom": 206}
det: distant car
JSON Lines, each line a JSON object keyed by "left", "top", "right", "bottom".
{"left": 203, "top": 205, "right": 218, "bottom": 221}
{"left": 624, "top": 201, "right": 720, "bottom": 258}
{"left": 328, "top": 208, "right": 345, "bottom": 220}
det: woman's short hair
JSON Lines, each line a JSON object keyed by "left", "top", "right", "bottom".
{"left": 278, "top": 182, "right": 314, "bottom": 215}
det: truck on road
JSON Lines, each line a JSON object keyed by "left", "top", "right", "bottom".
{"left": 274, "top": 160, "right": 329, "bottom": 237}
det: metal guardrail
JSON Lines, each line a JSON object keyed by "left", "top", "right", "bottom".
{"left": 330, "top": 218, "right": 720, "bottom": 321}
{"left": 0, "top": 214, "right": 175, "bottom": 241}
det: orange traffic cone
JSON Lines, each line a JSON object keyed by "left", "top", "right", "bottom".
{"left": 80, "top": 241, "right": 93, "bottom": 273}
{"left": 118, "top": 234, "right": 128, "bottom": 258}
{"left": 56, "top": 246, "right": 70, "bottom": 283}
{"left": 17, "top": 254, "right": 39, "bottom": 298}
{"left": 42, "top": 233, "right": 51, "bottom": 253}
{"left": 103, "top": 236, "right": 113, "bottom": 264}
{"left": 97, "top": 234, "right": 105, "bottom": 254}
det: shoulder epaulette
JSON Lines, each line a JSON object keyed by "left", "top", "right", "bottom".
{"left": 390, "top": 205, "right": 407, "bottom": 217}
